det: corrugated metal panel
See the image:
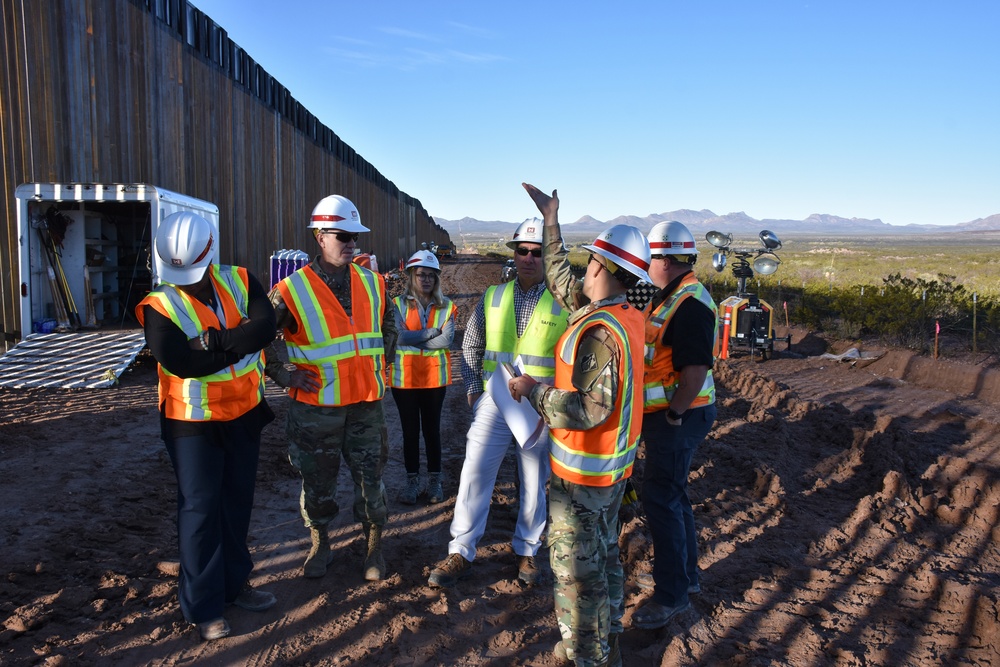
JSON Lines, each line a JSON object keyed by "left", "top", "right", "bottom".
{"left": 0, "top": 331, "right": 146, "bottom": 389}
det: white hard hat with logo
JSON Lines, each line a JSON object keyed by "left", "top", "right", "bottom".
{"left": 405, "top": 250, "right": 440, "bottom": 271}
{"left": 583, "top": 224, "right": 652, "bottom": 283}
{"left": 648, "top": 221, "right": 698, "bottom": 256}
{"left": 154, "top": 211, "right": 217, "bottom": 286}
{"left": 505, "top": 219, "right": 543, "bottom": 248}
{"left": 308, "top": 194, "right": 370, "bottom": 233}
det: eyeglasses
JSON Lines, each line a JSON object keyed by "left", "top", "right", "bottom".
{"left": 414, "top": 272, "right": 437, "bottom": 280}
{"left": 321, "top": 231, "right": 359, "bottom": 243}
{"left": 515, "top": 246, "right": 542, "bottom": 258}
{"left": 589, "top": 253, "right": 619, "bottom": 274}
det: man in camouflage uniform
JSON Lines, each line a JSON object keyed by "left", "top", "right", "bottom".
{"left": 267, "top": 195, "right": 397, "bottom": 582}
{"left": 510, "top": 183, "right": 650, "bottom": 667}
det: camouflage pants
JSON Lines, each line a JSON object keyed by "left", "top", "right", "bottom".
{"left": 286, "top": 399, "right": 389, "bottom": 529}
{"left": 549, "top": 475, "right": 625, "bottom": 667}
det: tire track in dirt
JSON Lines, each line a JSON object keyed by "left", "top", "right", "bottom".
{"left": 623, "top": 359, "right": 1000, "bottom": 666}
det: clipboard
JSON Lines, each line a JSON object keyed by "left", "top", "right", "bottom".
{"left": 486, "top": 358, "right": 548, "bottom": 449}
{"left": 501, "top": 361, "right": 520, "bottom": 378}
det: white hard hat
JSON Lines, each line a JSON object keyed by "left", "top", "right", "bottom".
{"left": 154, "top": 212, "right": 217, "bottom": 286}
{"left": 308, "top": 194, "right": 370, "bottom": 233}
{"left": 648, "top": 221, "right": 698, "bottom": 256}
{"left": 505, "top": 219, "right": 543, "bottom": 248}
{"left": 583, "top": 224, "right": 652, "bottom": 283}
{"left": 405, "top": 250, "right": 440, "bottom": 271}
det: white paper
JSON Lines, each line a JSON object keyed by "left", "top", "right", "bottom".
{"left": 486, "top": 357, "right": 549, "bottom": 449}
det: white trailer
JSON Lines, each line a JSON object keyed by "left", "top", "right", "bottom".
{"left": 1, "top": 183, "right": 219, "bottom": 389}
{"left": 15, "top": 182, "right": 219, "bottom": 336}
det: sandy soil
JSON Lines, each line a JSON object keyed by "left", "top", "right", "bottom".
{"left": 2, "top": 254, "right": 1000, "bottom": 666}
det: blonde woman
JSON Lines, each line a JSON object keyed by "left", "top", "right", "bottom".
{"left": 390, "top": 250, "right": 456, "bottom": 504}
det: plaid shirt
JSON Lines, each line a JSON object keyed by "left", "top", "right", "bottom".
{"left": 461, "top": 279, "right": 548, "bottom": 395}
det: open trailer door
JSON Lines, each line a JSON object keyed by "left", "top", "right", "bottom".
{"left": 0, "top": 183, "right": 219, "bottom": 389}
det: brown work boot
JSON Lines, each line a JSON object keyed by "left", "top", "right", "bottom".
{"left": 427, "top": 552, "right": 471, "bottom": 588}
{"left": 517, "top": 554, "right": 541, "bottom": 585}
{"left": 303, "top": 525, "right": 333, "bottom": 578}
{"left": 363, "top": 524, "right": 385, "bottom": 581}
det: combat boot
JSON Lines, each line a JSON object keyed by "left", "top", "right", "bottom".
{"left": 303, "top": 525, "right": 333, "bottom": 578}
{"left": 363, "top": 523, "right": 386, "bottom": 581}
{"left": 426, "top": 472, "right": 443, "bottom": 504}
{"left": 400, "top": 473, "right": 420, "bottom": 505}
{"left": 607, "top": 632, "right": 622, "bottom": 667}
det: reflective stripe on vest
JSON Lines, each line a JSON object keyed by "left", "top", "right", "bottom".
{"left": 642, "top": 274, "right": 718, "bottom": 412}
{"left": 136, "top": 265, "right": 265, "bottom": 421}
{"left": 548, "top": 304, "right": 645, "bottom": 487}
{"left": 482, "top": 282, "right": 567, "bottom": 388}
{"left": 277, "top": 264, "right": 386, "bottom": 406}
{"left": 390, "top": 296, "right": 455, "bottom": 389}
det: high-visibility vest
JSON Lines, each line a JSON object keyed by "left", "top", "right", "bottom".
{"left": 136, "top": 265, "right": 265, "bottom": 421}
{"left": 276, "top": 263, "right": 387, "bottom": 406}
{"left": 481, "top": 282, "right": 567, "bottom": 388}
{"left": 642, "top": 273, "right": 718, "bottom": 413}
{"left": 549, "top": 303, "right": 645, "bottom": 487}
{"left": 390, "top": 296, "right": 456, "bottom": 389}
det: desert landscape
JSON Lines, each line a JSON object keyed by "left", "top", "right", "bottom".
{"left": 2, "top": 254, "right": 1000, "bottom": 666}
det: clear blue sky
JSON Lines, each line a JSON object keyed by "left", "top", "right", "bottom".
{"left": 192, "top": 1, "right": 998, "bottom": 226}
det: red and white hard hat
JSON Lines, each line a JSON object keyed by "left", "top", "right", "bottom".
{"left": 505, "top": 219, "right": 543, "bottom": 248}
{"left": 583, "top": 224, "right": 652, "bottom": 283}
{"left": 405, "top": 250, "right": 440, "bottom": 271}
{"left": 648, "top": 221, "right": 698, "bottom": 256}
{"left": 308, "top": 194, "right": 370, "bottom": 233}
{"left": 154, "top": 211, "right": 217, "bottom": 286}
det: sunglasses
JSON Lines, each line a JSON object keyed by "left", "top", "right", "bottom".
{"left": 515, "top": 246, "right": 542, "bottom": 258}
{"left": 589, "top": 253, "right": 619, "bottom": 274}
{"left": 321, "top": 231, "right": 359, "bottom": 243}
{"left": 414, "top": 272, "right": 438, "bottom": 280}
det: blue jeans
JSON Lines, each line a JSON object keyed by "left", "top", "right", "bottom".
{"left": 641, "top": 403, "right": 716, "bottom": 607}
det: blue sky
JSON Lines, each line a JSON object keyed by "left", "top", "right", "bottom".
{"left": 192, "top": 1, "right": 998, "bottom": 226}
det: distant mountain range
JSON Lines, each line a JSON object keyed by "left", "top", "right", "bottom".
{"left": 435, "top": 211, "right": 1000, "bottom": 239}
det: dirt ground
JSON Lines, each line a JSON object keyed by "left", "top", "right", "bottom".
{"left": 2, "top": 254, "right": 1000, "bottom": 666}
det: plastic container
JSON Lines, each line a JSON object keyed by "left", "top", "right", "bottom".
{"left": 33, "top": 319, "right": 57, "bottom": 333}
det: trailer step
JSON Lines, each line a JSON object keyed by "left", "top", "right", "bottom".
{"left": 0, "top": 330, "right": 146, "bottom": 389}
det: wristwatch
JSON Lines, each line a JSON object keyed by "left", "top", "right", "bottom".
{"left": 666, "top": 408, "right": 683, "bottom": 423}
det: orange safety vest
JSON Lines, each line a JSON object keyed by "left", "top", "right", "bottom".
{"left": 390, "top": 296, "right": 456, "bottom": 389}
{"left": 136, "top": 265, "right": 265, "bottom": 421}
{"left": 642, "top": 273, "right": 718, "bottom": 413}
{"left": 548, "top": 303, "right": 645, "bottom": 487}
{"left": 276, "top": 263, "right": 387, "bottom": 406}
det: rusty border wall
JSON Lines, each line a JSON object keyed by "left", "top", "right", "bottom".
{"left": 0, "top": 0, "right": 450, "bottom": 345}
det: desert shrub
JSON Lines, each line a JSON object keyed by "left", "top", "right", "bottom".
{"left": 690, "top": 260, "right": 999, "bottom": 356}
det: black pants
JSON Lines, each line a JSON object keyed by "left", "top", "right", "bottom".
{"left": 162, "top": 406, "right": 268, "bottom": 624}
{"left": 391, "top": 386, "right": 447, "bottom": 474}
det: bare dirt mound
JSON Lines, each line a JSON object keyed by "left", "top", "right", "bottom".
{"left": 2, "top": 254, "right": 998, "bottom": 666}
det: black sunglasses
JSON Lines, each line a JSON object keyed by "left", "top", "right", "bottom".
{"left": 322, "top": 231, "right": 359, "bottom": 243}
{"left": 515, "top": 246, "right": 542, "bottom": 258}
{"left": 589, "top": 253, "right": 618, "bottom": 274}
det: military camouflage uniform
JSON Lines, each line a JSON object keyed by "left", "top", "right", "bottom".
{"left": 267, "top": 256, "right": 397, "bottom": 530}
{"left": 525, "top": 221, "right": 628, "bottom": 667}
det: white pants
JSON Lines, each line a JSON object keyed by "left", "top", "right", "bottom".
{"left": 448, "top": 393, "right": 551, "bottom": 561}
